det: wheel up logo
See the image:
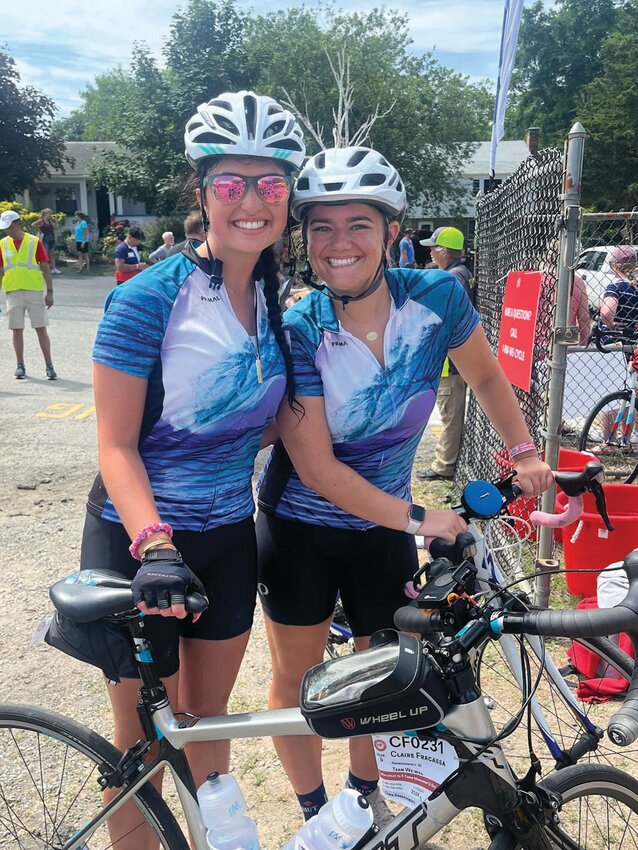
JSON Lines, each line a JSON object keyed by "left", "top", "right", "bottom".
{"left": 340, "top": 717, "right": 356, "bottom": 730}
{"left": 609, "top": 729, "right": 625, "bottom": 745}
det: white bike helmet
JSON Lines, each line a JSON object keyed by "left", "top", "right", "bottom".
{"left": 184, "top": 90, "right": 306, "bottom": 170}
{"left": 291, "top": 146, "right": 406, "bottom": 221}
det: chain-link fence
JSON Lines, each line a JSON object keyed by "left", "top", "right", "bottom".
{"left": 454, "top": 148, "right": 564, "bottom": 572}
{"left": 560, "top": 212, "right": 638, "bottom": 480}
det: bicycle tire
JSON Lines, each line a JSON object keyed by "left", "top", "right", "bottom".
{"left": 475, "top": 635, "right": 637, "bottom": 775}
{"left": 486, "top": 763, "right": 638, "bottom": 850}
{"left": 0, "top": 702, "right": 189, "bottom": 849}
{"left": 578, "top": 389, "right": 638, "bottom": 483}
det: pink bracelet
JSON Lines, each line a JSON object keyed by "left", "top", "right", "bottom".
{"left": 129, "top": 522, "right": 173, "bottom": 561}
{"left": 508, "top": 441, "right": 537, "bottom": 459}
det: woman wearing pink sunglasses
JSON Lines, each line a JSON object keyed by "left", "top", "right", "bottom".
{"left": 74, "top": 91, "right": 305, "bottom": 847}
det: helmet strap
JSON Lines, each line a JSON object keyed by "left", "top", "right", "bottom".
{"left": 321, "top": 260, "right": 386, "bottom": 310}
{"left": 205, "top": 237, "right": 224, "bottom": 290}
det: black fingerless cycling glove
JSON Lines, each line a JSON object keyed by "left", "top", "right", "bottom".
{"left": 132, "top": 548, "right": 206, "bottom": 610}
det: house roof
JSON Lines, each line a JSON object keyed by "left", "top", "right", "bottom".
{"left": 52, "top": 141, "right": 121, "bottom": 178}
{"left": 462, "top": 140, "right": 531, "bottom": 177}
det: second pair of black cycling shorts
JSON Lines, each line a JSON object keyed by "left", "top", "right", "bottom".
{"left": 256, "top": 511, "right": 418, "bottom": 637}
{"left": 80, "top": 511, "right": 258, "bottom": 679}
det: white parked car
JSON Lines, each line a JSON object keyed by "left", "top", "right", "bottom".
{"left": 576, "top": 245, "right": 638, "bottom": 307}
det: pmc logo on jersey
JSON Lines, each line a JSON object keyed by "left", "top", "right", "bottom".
{"left": 340, "top": 717, "right": 356, "bottom": 730}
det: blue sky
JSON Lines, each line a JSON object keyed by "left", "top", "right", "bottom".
{"left": 3, "top": 0, "right": 539, "bottom": 117}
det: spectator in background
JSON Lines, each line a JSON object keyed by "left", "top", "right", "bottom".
{"left": 148, "top": 231, "right": 175, "bottom": 264}
{"left": 417, "top": 226, "right": 474, "bottom": 482}
{"left": 597, "top": 246, "right": 638, "bottom": 343}
{"left": 33, "top": 208, "right": 61, "bottom": 275}
{"left": 114, "top": 226, "right": 147, "bottom": 285}
{"left": 166, "top": 211, "right": 206, "bottom": 257}
{"left": 0, "top": 210, "right": 57, "bottom": 380}
{"left": 398, "top": 226, "right": 415, "bottom": 268}
{"left": 73, "top": 212, "right": 90, "bottom": 274}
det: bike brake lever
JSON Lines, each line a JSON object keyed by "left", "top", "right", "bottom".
{"left": 591, "top": 480, "right": 614, "bottom": 532}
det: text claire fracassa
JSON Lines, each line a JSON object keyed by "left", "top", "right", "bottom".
{"left": 340, "top": 705, "right": 433, "bottom": 729}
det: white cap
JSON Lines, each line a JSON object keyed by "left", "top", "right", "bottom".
{"left": 0, "top": 210, "right": 19, "bottom": 229}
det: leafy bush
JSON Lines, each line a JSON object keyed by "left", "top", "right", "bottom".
{"left": 0, "top": 200, "right": 64, "bottom": 234}
{"left": 143, "top": 215, "right": 185, "bottom": 251}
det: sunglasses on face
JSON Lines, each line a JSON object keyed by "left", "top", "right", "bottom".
{"left": 203, "top": 173, "right": 291, "bottom": 205}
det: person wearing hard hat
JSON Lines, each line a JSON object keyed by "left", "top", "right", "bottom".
{"left": 417, "top": 226, "right": 474, "bottom": 481}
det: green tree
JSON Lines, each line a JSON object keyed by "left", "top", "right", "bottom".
{"left": 246, "top": 5, "right": 493, "bottom": 212}
{"left": 580, "top": 0, "right": 638, "bottom": 208}
{"left": 507, "top": 0, "right": 618, "bottom": 143}
{"left": 0, "top": 50, "right": 67, "bottom": 198}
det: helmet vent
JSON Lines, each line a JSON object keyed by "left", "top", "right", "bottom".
{"left": 197, "top": 132, "right": 234, "bottom": 144}
{"left": 267, "top": 104, "right": 284, "bottom": 115}
{"left": 208, "top": 99, "right": 232, "bottom": 110}
{"left": 265, "top": 120, "right": 285, "bottom": 138}
{"left": 297, "top": 177, "right": 310, "bottom": 190}
{"left": 360, "top": 173, "right": 385, "bottom": 187}
{"left": 188, "top": 120, "right": 204, "bottom": 131}
{"left": 324, "top": 182, "right": 345, "bottom": 192}
{"left": 215, "top": 116, "right": 240, "bottom": 136}
{"left": 268, "top": 138, "right": 304, "bottom": 152}
{"left": 243, "top": 94, "right": 257, "bottom": 139}
{"left": 347, "top": 150, "right": 369, "bottom": 167}
{"left": 315, "top": 153, "right": 326, "bottom": 169}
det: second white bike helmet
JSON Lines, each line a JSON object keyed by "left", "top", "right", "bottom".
{"left": 185, "top": 90, "right": 306, "bottom": 170}
{"left": 291, "top": 146, "right": 406, "bottom": 221}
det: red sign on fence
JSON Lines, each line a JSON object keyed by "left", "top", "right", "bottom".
{"left": 497, "top": 270, "right": 543, "bottom": 392}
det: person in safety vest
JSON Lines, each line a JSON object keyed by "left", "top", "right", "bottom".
{"left": 0, "top": 210, "right": 57, "bottom": 380}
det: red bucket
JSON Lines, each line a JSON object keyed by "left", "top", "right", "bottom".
{"left": 562, "top": 483, "right": 638, "bottom": 597}
{"left": 502, "top": 449, "right": 600, "bottom": 541}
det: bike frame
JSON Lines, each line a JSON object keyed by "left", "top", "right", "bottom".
{"left": 610, "top": 359, "right": 638, "bottom": 445}
{"left": 64, "top": 675, "right": 536, "bottom": 850}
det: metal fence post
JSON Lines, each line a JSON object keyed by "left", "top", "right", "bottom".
{"left": 535, "top": 122, "right": 586, "bottom": 607}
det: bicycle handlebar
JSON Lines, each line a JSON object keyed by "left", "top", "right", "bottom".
{"left": 395, "top": 549, "right": 638, "bottom": 747}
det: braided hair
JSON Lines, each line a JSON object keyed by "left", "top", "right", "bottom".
{"left": 255, "top": 246, "right": 300, "bottom": 412}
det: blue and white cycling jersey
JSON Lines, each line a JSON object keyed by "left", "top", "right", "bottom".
{"left": 88, "top": 250, "right": 286, "bottom": 530}
{"left": 258, "top": 267, "right": 480, "bottom": 529}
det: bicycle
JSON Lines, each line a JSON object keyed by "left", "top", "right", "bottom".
{"left": 327, "top": 464, "right": 636, "bottom": 776}
{"left": 0, "top": 494, "right": 638, "bottom": 850}
{"left": 578, "top": 329, "right": 638, "bottom": 482}
{"left": 2, "top": 469, "right": 638, "bottom": 849}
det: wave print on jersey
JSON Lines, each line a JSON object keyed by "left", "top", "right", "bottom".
{"left": 101, "top": 377, "right": 284, "bottom": 529}
{"left": 274, "top": 389, "right": 436, "bottom": 529}
{"left": 168, "top": 334, "right": 282, "bottom": 432}
{"left": 330, "top": 311, "right": 441, "bottom": 443}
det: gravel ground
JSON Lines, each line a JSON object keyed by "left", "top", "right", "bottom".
{"left": 0, "top": 268, "right": 495, "bottom": 848}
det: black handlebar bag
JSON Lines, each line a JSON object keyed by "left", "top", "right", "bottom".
{"left": 300, "top": 630, "right": 450, "bottom": 738}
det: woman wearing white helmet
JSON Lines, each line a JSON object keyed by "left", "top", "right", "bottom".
{"left": 257, "top": 146, "right": 553, "bottom": 821}
{"left": 74, "top": 91, "right": 304, "bottom": 846}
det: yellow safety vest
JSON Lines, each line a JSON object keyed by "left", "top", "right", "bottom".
{"left": 0, "top": 234, "right": 44, "bottom": 292}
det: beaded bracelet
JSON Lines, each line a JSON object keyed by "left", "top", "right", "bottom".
{"left": 129, "top": 522, "right": 173, "bottom": 561}
{"left": 508, "top": 441, "right": 537, "bottom": 459}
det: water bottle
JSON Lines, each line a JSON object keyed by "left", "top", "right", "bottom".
{"left": 197, "top": 772, "right": 260, "bottom": 850}
{"left": 284, "top": 789, "right": 373, "bottom": 850}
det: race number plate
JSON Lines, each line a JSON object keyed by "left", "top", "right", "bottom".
{"left": 372, "top": 732, "right": 459, "bottom": 806}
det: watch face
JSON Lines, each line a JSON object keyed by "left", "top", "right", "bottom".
{"left": 410, "top": 504, "right": 426, "bottom": 524}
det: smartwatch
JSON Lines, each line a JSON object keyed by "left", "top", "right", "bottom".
{"left": 405, "top": 503, "right": 426, "bottom": 534}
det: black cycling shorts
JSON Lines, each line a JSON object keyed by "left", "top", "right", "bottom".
{"left": 80, "top": 512, "right": 258, "bottom": 678}
{"left": 256, "top": 512, "right": 418, "bottom": 636}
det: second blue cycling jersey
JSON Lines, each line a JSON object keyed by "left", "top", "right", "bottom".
{"left": 88, "top": 250, "right": 286, "bottom": 530}
{"left": 258, "top": 267, "right": 480, "bottom": 529}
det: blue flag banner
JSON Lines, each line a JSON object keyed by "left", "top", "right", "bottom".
{"left": 489, "top": 0, "right": 524, "bottom": 176}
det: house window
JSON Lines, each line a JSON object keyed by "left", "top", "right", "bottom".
{"left": 472, "top": 179, "right": 481, "bottom": 195}
{"left": 55, "top": 186, "right": 78, "bottom": 215}
{"left": 483, "top": 178, "right": 502, "bottom": 193}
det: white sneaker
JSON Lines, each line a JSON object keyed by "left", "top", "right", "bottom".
{"left": 52, "top": 268, "right": 62, "bottom": 274}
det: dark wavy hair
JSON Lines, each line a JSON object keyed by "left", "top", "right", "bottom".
{"left": 195, "top": 157, "right": 299, "bottom": 411}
